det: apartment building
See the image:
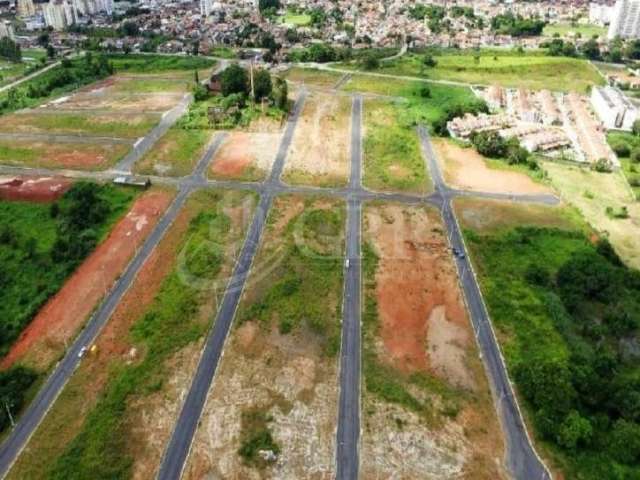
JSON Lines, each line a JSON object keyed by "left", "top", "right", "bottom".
{"left": 591, "top": 85, "right": 638, "bottom": 130}
{"left": 608, "top": 0, "right": 640, "bottom": 39}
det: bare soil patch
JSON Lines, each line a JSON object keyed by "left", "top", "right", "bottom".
{"left": 1, "top": 189, "right": 174, "bottom": 371}
{"left": 0, "top": 176, "right": 72, "bottom": 202}
{"left": 184, "top": 196, "right": 341, "bottom": 480}
{"left": 361, "top": 203, "right": 506, "bottom": 480}
{"left": 433, "top": 138, "right": 552, "bottom": 195}
{"left": 210, "top": 132, "right": 281, "bottom": 181}
{"left": 283, "top": 92, "right": 351, "bottom": 186}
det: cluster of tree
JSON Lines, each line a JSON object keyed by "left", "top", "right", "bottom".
{"left": 0, "top": 53, "right": 113, "bottom": 114}
{"left": 514, "top": 238, "right": 640, "bottom": 469}
{"left": 287, "top": 43, "right": 352, "bottom": 63}
{"left": 258, "top": 0, "right": 280, "bottom": 17}
{"left": 0, "top": 366, "right": 37, "bottom": 432}
{"left": 490, "top": 12, "right": 546, "bottom": 37}
{"left": 470, "top": 131, "right": 532, "bottom": 166}
{"left": 432, "top": 100, "right": 489, "bottom": 136}
{"left": 408, "top": 4, "right": 445, "bottom": 21}
{"left": 50, "top": 182, "right": 111, "bottom": 264}
{"left": 0, "top": 37, "right": 21, "bottom": 63}
{"left": 542, "top": 38, "right": 578, "bottom": 57}
{"left": 216, "top": 63, "right": 288, "bottom": 109}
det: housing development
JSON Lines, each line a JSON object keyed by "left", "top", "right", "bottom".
{"left": 1, "top": 0, "right": 640, "bottom": 480}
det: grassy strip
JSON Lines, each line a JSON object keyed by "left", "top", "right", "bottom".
{"left": 363, "top": 100, "right": 431, "bottom": 194}
{"left": 47, "top": 191, "right": 243, "bottom": 479}
{"left": 107, "top": 54, "right": 215, "bottom": 73}
{"left": 135, "top": 128, "right": 211, "bottom": 177}
{"left": 0, "top": 183, "right": 134, "bottom": 357}
{"left": 0, "top": 113, "right": 160, "bottom": 139}
{"left": 340, "top": 52, "right": 603, "bottom": 92}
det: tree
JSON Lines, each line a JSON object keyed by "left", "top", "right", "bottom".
{"left": 37, "top": 32, "right": 50, "bottom": 48}
{"left": 557, "top": 411, "right": 593, "bottom": 450}
{"left": 633, "top": 119, "right": 640, "bottom": 136}
{"left": 0, "top": 38, "right": 21, "bottom": 62}
{"left": 220, "top": 64, "right": 249, "bottom": 96}
{"left": 470, "top": 131, "right": 509, "bottom": 158}
{"left": 631, "top": 147, "right": 640, "bottom": 163}
{"left": 580, "top": 39, "right": 600, "bottom": 60}
{"left": 423, "top": 54, "right": 437, "bottom": 67}
{"left": 361, "top": 53, "right": 379, "bottom": 71}
{"left": 258, "top": 0, "right": 279, "bottom": 13}
{"left": 273, "top": 76, "right": 288, "bottom": 110}
{"left": 120, "top": 21, "right": 139, "bottom": 37}
{"left": 609, "top": 419, "right": 640, "bottom": 464}
{"left": 253, "top": 69, "right": 272, "bottom": 101}
{"left": 46, "top": 44, "right": 56, "bottom": 59}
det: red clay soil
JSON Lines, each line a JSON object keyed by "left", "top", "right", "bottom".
{"left": 0, "top": 189, "right": 174, "bottom": 371}
{"left": 368, "top": 204, "right": 467, "bottom": 374}
{"left": 210, "top": 133, "right": 253, "bottom": 177}
{"left": 0, "top": 176, "right": 72, "bottom": 202}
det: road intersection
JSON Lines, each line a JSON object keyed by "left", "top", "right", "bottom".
{"left": 0, "top": 86, "right": 557, "bottom": 479}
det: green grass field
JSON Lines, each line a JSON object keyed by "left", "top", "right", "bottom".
{"left": 135, "top": 128, "right": 212, "bottom": 177}
{"left": 239, "top": 196, "right": 345, "bottom": 356}
{"left": 543, "top": 22, "right": 606, "bottom": 38}
{"left": 279, "top": 10, "right": 312, "bottom": 26}
{"left": 341, "top": 52, "right": 604, "bottom": 92}
{"left": 363, "top": 100, "right": 432, "bottom": 194}
{"left": 0, "top": 183, "right": 134, "bottom": 358}
{"left": 107, "top": 54, "right": 215, "bottom": 74}
{"left": 607, "top": 131, "right": 640, "bottom": 199}
{"left": 0, "top": 112, "right": 161, "bottom": 139}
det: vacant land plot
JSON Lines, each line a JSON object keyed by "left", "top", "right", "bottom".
{"left": 1, "top": 188, "right": 173, "bottom": 371}
{"left": 135, "top": 128, "right": 212, "bottom": 177}
{"left": 543, "top": 22, "right": 606, "bottom": 38}
{"left": 8, "top": 189, "right": 255, "bottom": 480}
{"left": 456, "top": 198, "right": 640, "bottom": 480}
{"left": 210, "top": 131, "right": 281, "bottom": 182}
{"left": 184, "top": 195, "right": 344, "bottom": 479}
{"left": 0, "top": 111, "right": 161, "bottom": 139}
{"left": 363, "top": 99, "right": 431, "bottom": 194}
{"left": 0, "top": 138, "right": 130, "bottom": 170}
{"left": 0, "top": 176, "right": 72, "bottom": 202}
{"left": 360, "top": 202, "right": 505, "bottom": 479}
{"left": 433, "top": 138, "right": 552, "bottom": 195}
{"left": 284, "top": 67, "right": 344, "bottom": 89}
{"left": 279, "top": 10, "right": 312, "bottom": 26}
{"left": 543, "top": 161, "right": 640, "bottom": 269}
{"left": 283, "top": 93, "right": 351, "bottom": 187}
{"left": 347, "top": 53, "right": 603, "bottom": 93}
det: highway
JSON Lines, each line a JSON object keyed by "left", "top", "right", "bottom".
{"left": 0, "top": 133, "right": 228, "bottom": 479}
{"left": 155, "top": 89, "right": 309, "bottom": 480}
{"left": 418, "top": 125, "right": 551, "bottom": 480}
{"left": 336, "top": 95, "right": 363, "bottom": 480}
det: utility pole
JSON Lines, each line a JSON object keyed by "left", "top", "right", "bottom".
{"left": 250, "top": 59, "right": 255, "bottom": 103}
{"left": 4, "top": 400, "right": 14, "bottom": 428}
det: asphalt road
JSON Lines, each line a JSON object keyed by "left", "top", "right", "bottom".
{"left": 336, "top": 95, "right": 363, "bottom": 480}
{"left": 418, "top": 125, "right": 551, "bottom": 480}
{"left": 155, "top": 89, "right": 308, "bottom": 480}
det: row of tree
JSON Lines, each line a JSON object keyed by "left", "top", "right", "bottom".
{"left": 0, "top": 37, "right": 21, "bottom": 63}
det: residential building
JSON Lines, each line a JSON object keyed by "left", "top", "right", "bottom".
{"left": 16, "top": 0, "right": 36, "bottom": 17}
{"left": 590, "top": 2, "right": 614, "bottom": 25}
{"left": 0, "top": 21, "right": 14, "bottom": 39}
{"left": 591, "top": 85, "right": 638, "bottom": 130}
{"left": 43, "top": 0, "right": 76, "bottom": 30}
{"left": 608, "top": 0, "right": 640, "bottom": 39}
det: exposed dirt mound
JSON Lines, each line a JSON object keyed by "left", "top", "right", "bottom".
{"left": 367, "top": 204, "right": 468, "bottom": 375}
{"left": 433, "top": 138, "right": 552, "bottom": 195}
{"left": 0, "top": 189, "right": 174, "bottom": 371}
{"left": 210, "top": 132, "right": 280, "bottom": 180}
{"left": 0, "top": 176, "right": 72, "bottom": 202}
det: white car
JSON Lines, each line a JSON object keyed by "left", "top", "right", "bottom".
{"left": 78, "top": 346, "right": 88, "bottom": 358}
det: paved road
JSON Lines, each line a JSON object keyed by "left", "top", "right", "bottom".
{"left": 113, "top": 94, "right": 192, "bottom": 173}
{"left": 418, "top": 125, "right": 551, "bottom": 480}
{"left": 155, "top": 89, "right": 308, "bottom": 480}
{"left": 0, "top": 59, "right": 63, "bottom": 94}
{"left": 336, "top": 95, "right": 363, "bottom": 480}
